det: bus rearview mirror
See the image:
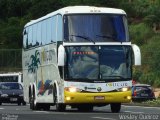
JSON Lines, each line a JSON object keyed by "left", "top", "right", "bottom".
{"left": 58, "top": 45, "right": 66, "bottom": 66}
{"left": 132, "top": 44, "right": 141, "bottom": 66}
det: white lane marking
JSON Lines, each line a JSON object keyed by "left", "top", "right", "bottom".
{"left": 0, "top": 108, "right": 4, "bottom": 110}
{"left": 124, "top": 111, "right": 144, "bottom": 114}
{"left": 33, "top": 111, "right": 50, "bottom": 114}
{"left": 92, "top": 117, "right": 116, "bottom": 120}
{"left": 122, "top": 105, "right": 160, "bottom": 109}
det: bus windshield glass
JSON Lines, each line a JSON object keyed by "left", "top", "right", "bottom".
{"left": 64, "top": 14, "right": 129, "bottom": 42}
{"left": 65, "top": 46, "right": 132, "bottom": 81}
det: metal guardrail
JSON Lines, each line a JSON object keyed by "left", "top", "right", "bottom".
{"left": 0, "top": 49, "right": 22, "bottom": 72}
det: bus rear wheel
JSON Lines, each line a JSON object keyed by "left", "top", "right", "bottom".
{"left": 53, "top": 85, "right": 66, "bottom": 111}
{"left": 110, "top": 103, "right": 121, "bottom": 113}
{"left": 42, "top": 104, "right": 50, "bottom": 111}
{"left": 30, "top": 91, "right": 40, "bottom": 110}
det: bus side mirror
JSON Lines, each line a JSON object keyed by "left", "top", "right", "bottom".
{"left": 58, "top": 45, "right": 66, "bottom": 66}
{"left": 132, "top": 44, "right": 141, "bottom": 65}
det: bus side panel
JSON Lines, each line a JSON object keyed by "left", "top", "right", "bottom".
{"left": 23, "top": 44, "right": 61, "bottom": 104}
{"left": 36, "top": 44, "right": 62, "bottom": 103}
{"left": 22, "top": 50, "right": 35, "bottom": 103}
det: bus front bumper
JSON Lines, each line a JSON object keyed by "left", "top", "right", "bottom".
{"left": 64, "top": 91, "right": 132, "bottom": 104}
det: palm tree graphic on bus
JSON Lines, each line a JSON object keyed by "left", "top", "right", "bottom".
{"left": 28, "top": 50, "right": 40, "bottom": 73}
{"left": 28, "top": 50, "right": 52, "bottom": 96}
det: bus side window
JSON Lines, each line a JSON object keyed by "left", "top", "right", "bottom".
{"left": 57, "top": 15, "right": 63, "bottom": 41}
{"left": 42, "top": 20, "right": 47, "bottom": 45}
{"left": 51, "top": 16, "right": 57, "bottom": 42}
{"left": 37, "top": 22, "right": 41, "bottom": 46}
{"left": 46, "top": 18, "right": 52, "bottom": 44}
{"left": 32, "top": 24, "right": 37, "bottom": 46}
{"left": 28, "top": 26, "right": 33, "bottom": 48}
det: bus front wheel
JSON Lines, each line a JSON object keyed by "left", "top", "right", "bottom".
{"left": 56, "top": 103, "right": 66, "bottom": 112}
{"left": 110, "top": 103, "right": 121, "bottom": 113}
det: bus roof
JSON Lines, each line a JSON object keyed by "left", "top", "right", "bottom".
{"left": 25, "top": 6, "right": 126, "bottom": 27}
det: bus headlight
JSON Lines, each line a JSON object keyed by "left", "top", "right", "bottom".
{"left": 65, "top": 87, "right": 81, "bottom": 92}
{"left": 117, "top": 87, "right": 131, "bottom": 92}
{"left": 122, "top": 87, "right": 129, "bottom": 92}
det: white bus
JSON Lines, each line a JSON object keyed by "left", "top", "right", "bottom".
{"left": 0, "top": 72, "right": 23, "bottom": 84}
{"left": 22, "top": 6, "right": 141, "bottom": 112}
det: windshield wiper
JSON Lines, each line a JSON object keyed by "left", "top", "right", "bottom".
{"left": 102, "top": 75, "right": 126, "bottom": 79}
{"left": 96, "top": 35, "right": 116, "bottom": 40}
{"left": 70, "top": 35, "right": 95, "bottom": 44}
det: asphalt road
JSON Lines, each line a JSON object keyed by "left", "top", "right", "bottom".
{"left": 0, "top": 104, "right": 160, "bottom": 120}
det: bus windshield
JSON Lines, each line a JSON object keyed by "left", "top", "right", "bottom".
{"left": 64, "top": 14, "right": 129, "bottom": 42}
{"left": 65, "top": 46, "right": 132, "bottom": 81}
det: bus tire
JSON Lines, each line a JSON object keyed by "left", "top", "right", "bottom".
{"left": 30, "top": 89, "right": 40, "bottom": 110}
{"left": 30, "top": 95, "right": 35, "bottom": 110}
{"left": 22, "top": 101, "right": 26, "bottom": 106}
{"left": 110, "top": 103, "right": 121, "bottom": 113}
{"left": 53, "top": 85, "right": 66, "bottom": 111}
{"left": 56, "top": 103, "right": 66, "bottom": 112}
{"left": 53, "top": 85, "right": 56, "bottom": 104}
{"left": 43, "top": 104, "right": 50, "bottom": 111}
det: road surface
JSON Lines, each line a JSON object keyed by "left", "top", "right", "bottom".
{"left": 0, "top": 104, "right": 159, "bottom": 120}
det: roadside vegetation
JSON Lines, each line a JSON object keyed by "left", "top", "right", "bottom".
{"left": 0, "top": 0, "right": 160, "bottom": 87}
{"left": 131, "top": 98, "right": 160, "bottom": 107}
{"left": 143, "top": 98, "right": 160, "bottom": 106}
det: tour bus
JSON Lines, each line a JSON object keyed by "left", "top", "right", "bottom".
{"left": 22, "top": 6, "right": 141, "bottom": 112}
{"left": 0, "top": 72, "right": 23, "bottom": 85}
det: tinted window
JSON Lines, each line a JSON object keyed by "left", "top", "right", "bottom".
{"left": 57, "top": 15, "right": 63, "bottom": 41}
{"left": 32, "top": 24, "right": 37, "bottom": 46}
{"left": 42, "top": 20, "right": 47, "bottom": 45}
{"left": 37, "top": 22, "right": 41, "bottom": 46}
{"left": 135, "top": 86, "right": 152, "bottom": 93}
{"left": 65, "top": 46, "right": 132, "bottom": 81}
{"left": 65, "top": 46, "right": 99, "bottom": 79}
{"left": 64, "top": 14, "right": 129, "bottom": 42}
{"left": 100, "top": 46, "right": 131, "bottom": 79}
{"left": 46, "top": 18, "right": 52, "bottom": 44}
{"left": 28, "top": 26, "right": 32, "bottom": 47}
{"left": 51, "top": 16, "right": 57, "bottom": 42}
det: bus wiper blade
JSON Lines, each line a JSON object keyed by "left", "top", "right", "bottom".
{"left": 103, "top": 75, "right": 126, "bottom": 79}
{"left": 70, "top": 35, "right": 95, "bottom": 44}
{"left": 96, "top": 35, "right": 116, "bottom": 39}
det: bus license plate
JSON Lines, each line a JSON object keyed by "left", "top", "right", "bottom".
{"left": 94, "top": 96, "right": 105, "bottom": 100}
